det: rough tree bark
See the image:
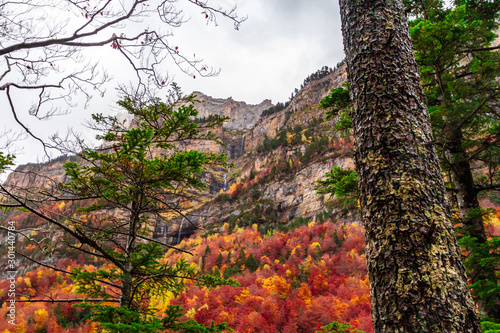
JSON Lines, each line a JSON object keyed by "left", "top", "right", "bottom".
{"left": 338, "top": 0, "right": 481, "bottom": 331}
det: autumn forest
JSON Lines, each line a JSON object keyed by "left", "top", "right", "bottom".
{"left": 1, "top": 0, "right": 500, "bottom": 333}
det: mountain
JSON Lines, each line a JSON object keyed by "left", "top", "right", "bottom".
{"left": 0, "top": 64, "right": 374, "bottom": 332}
{"left": 2, "top": 63, "right": 349, "bottom": 212}
{"left": 192, "top": 91, "right": 274, "bottom": 131}
{"left": 154, "top": 63, "right": 352, "bottom": 243}
{"left": 1, "top": 63, "right": 355, "bottom": 262}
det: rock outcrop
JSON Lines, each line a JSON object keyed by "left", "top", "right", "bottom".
{"left": 2, "top": 64, "right": 353, "bottom": 245}
{"left": 243, "top": 64, "right": 347, "bottom": 152}
{"left": 1, "top": 157, "right": 71, "bottom": 190}
{"left": 192, "top": 92, "right": 274, "bottom": 131}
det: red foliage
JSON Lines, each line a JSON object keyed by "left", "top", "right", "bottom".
{"left": 163, "top": 222, "right": 372, "bottom": 332}
{"left": 1, "top": 221, "right": 374, "bottom": 333}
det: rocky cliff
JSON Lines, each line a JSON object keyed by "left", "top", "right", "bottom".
{"left": 192, "top": 91, "right": 274, "bottom": 131}
{"left": 1, "top": 157, "right": 72, "bottom": 190}
{"left": 243, "top": 64, "right": 347, "bottom": 152}
{"left": 2, "top": 65, "right": 353, "bottom": 244}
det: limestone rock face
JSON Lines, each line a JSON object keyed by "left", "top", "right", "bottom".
{"left": 244, "top": 64, "right": 347, "bottom": 152}
{"left": 163, "top": 150, "right": 355, "bottom": 235}
{"left": 192, "top": 92, "right": 274, "bottom": 131}
{"left": 2, "top": 159, "right": 69, "bottom": 190}
{"left": 3, "top": 64, "right": 355, "bottom": 244}
{"left": 289, "top": 64, "right": 347, "bottom": 114}
{"left": 260, "top": 155, "right": 354, "bottom": 221}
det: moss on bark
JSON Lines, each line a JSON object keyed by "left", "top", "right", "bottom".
{"left": 338, "top": 0, "right": 481, "bottom": 331}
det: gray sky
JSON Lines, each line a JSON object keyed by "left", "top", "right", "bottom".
{"left": 1, "top": 0, "right": 344, "bottom": 172}
{"left": 173, "top": 0, "right": 344, "bottom": 104}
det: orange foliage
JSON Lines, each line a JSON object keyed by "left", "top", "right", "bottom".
{"left": 0, "top": 221, "right": 374, "bottom": 333}
{"left": 485, "top": 208, "right": 500, "bottom": 236}
{"left": 0, "top": 259, "right": 88, "bottom": 333}
{"left": 163, "top": 222, "right": 373, "bottom": 332}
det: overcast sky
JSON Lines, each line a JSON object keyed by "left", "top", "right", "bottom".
{"left": 0, "top": 0, "right": 344, "bottom": 173}
{"left": 173, "top": 0, "right": 344, "bottom": 104}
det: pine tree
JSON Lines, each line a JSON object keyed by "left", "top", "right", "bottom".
{"left": 407, "top": 0, "right": 500, "bottom": 318}
{"left": 0, "top": 86, "right": 237, "bottom": 332}
{"left": 215, "top": 253, "right": 224, "bottom": 268}
{"left": 244, "top": 253, "right": 259, "bottom": 273}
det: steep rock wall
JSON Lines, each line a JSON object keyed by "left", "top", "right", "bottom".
{"left": 243, "top": 64, "right": 347, "bottom": 152}
{"left": 192, "top": 92, "right": 274, "bottom": 131}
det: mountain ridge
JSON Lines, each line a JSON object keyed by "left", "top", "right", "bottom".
{"left": 3, "top": 64, "right": 349, "bottom": 193}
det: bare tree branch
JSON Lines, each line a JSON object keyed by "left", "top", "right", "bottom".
{"left": 0, "top": 0, "right": 246, "bottom": 150}
{"left": 16, "top": 298, "right": 119, "bottom": 303}
{"left": 15, "top": 251, "right": 123, "bottom": 289}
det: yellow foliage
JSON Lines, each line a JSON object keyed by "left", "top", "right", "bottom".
{"left": 2, "top": 329, "right": 11, "bottom": 333}
{"left": 62, "top": 285, "right": 74, "bottom": 293}
{"left": 34, "top": 309, "right": 49, "bottom": 330}
{"left": 13, "top": 323, "right": 25, "bottom": 333}
{"left": 310, "top": 242, "right": 321, "bottom": 250}
{"left": 291, "top": 245, "right": 301, "bottom": 256}
{"left": 285, "top": 269, "right": 293, "bottom": 278}
{"left": 228, "top": 182, "right": 238, "bottom": 193}
{"left": 297, "top": 283, "right": 312, "bottom": 306}
{"left": 235, "top": 289, "right": 250, "bottom": 304}
{"left": 361, "top": 275, "right": 370, "bottom": 288}
{"left": 303, "top": 255, "right": 314, "bottom": 269}
{"left": 24, "top": 278, "right": 31, "bottom": 288}
{"left": 487, "top": 215, "right": 500, "bottom": 227}
{"left": 261, "top": 276, "right": 290, "bottom": 299}
{"left": 82, "top": 264, "right": 95, "bottom": 272}
{"left": 151, "top": 290, "right": 174, "bottom": 311}
{"left": 331, "top": 296, "right": 349, "bottom": 317}
{"left": 252, "top": 223, "right": 258, "bottom": 232}
{"left": 185, "top": 308, "right": 196, "bottom": 319}
{"left": 81, "top": 321, "right": 98, "bottom": 333}
{"left": 218, "top": 311, "right": 234, "bottom": 322}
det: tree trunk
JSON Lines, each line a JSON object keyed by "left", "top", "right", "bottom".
{"left": 120, "top": 267, "right": 133, "bottom": 308}
{"left": 338, "top": 0, "right": 481, "bottom": 331}
{"left": 447, "top": 125, "right": 486, "bottom": 243}
{"left": 447, "top": 124, "right": 500, "bottom": 319}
